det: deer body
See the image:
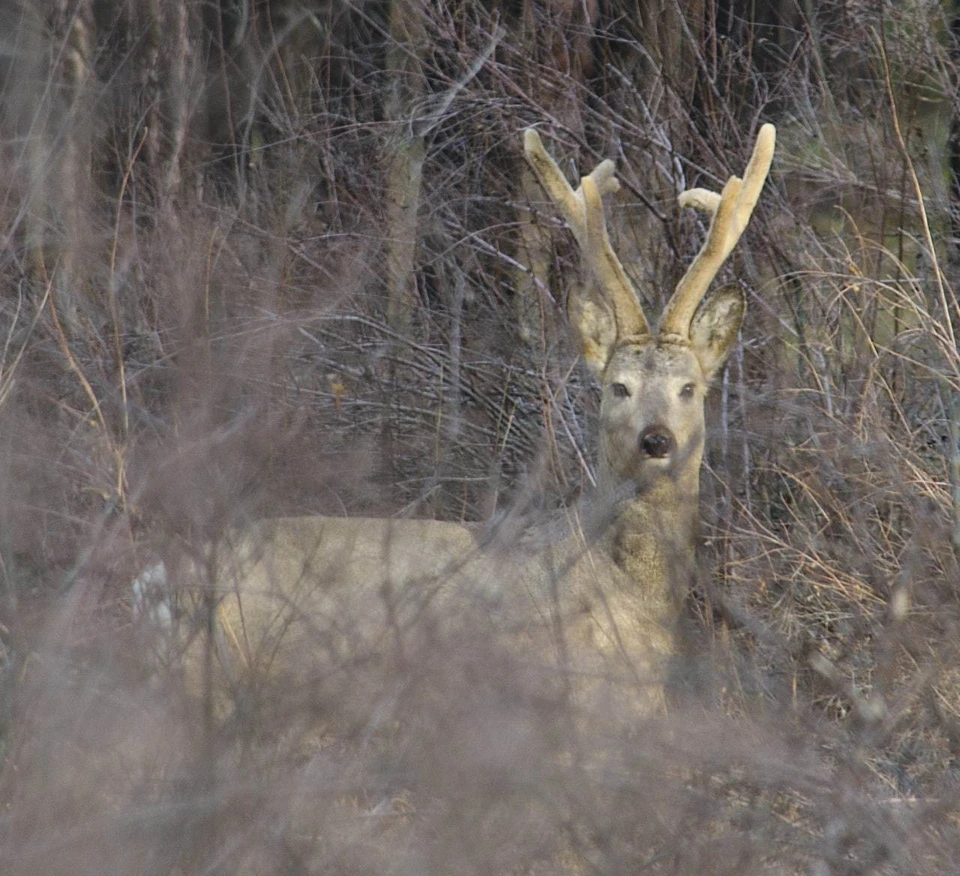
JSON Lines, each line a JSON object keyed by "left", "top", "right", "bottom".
{"left": 147, "top": 501, "right": 677, "bottom": 705}
{"left": 137, "top": 126, "right": 775, "bottom": 712}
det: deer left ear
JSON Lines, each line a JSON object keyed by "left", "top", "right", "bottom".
{"left": 689, "top": 285, "right": 746, "bottom": 378}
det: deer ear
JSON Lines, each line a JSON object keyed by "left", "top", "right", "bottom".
{"left": 689, "top": 285, "right": 746, "bottom": 378}
{"left": 569, "top": 290, "right": 617, "bottom": 377}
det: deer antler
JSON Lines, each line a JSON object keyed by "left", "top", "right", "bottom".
{"left": 658, "top": 124, "right": 776, "bottom": 340}
{"left": 523, "top": 129, "right": 650, "bottom": 339}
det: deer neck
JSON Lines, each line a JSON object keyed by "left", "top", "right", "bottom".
{"left": 601, "top": 465, "right": 701, "bottom": 614}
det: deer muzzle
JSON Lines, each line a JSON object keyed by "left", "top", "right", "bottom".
{"left": 639, "top": 426, "right": 675, "bottom": 460}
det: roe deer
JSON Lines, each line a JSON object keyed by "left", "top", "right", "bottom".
{"left": 134, "top": 125, "right": 775, "bottom": 714}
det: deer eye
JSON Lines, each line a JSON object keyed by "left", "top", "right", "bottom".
{"left": 680, "top": 382, "right": 696, "bottom": 399}
{"left": 610, "top": 382, "right": 630, "bottom": 399}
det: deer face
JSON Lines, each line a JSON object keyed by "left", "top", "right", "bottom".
{"left": 597, "top": 284, "right": 746, "bottom": 492}
{"left": 598, "top": 340, "right": 707, "bottom": 490}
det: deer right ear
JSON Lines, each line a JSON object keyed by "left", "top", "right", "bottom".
{"left": 569, "top": 292, "right": 617, "bottom": 377}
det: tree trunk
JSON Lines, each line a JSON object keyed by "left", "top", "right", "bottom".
{"left": 384, "top": 0, "right": 428, "bottom": 334}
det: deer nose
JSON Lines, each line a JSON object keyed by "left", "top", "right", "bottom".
{"left": 639, "top": 426, "right": 675, "bottom": 459}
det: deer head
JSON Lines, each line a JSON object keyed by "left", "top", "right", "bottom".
{"left": 524, "top": 125, "right": 775, "bottom": 494}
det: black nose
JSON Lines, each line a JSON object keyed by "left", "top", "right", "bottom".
{"left": 640, "top": 426, "right": 675, "bottom": 459}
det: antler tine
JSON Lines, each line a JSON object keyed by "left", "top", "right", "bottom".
{"left": 523, "top": 129, "right": 650, "bottom": 339}
{"left": 659, "top": 123, "right": 776, "bottom": 340}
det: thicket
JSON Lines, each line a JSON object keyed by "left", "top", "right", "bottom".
{"left": 1, "top": 1, "right": 960, "bottom": 873}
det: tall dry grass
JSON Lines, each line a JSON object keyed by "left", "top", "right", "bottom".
{"left": 1, "top": 1, "right": 959, "bottom": 873}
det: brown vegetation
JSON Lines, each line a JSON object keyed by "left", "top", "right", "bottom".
{"left": 1, "top": 2, "right": 960, "bottom": 874}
